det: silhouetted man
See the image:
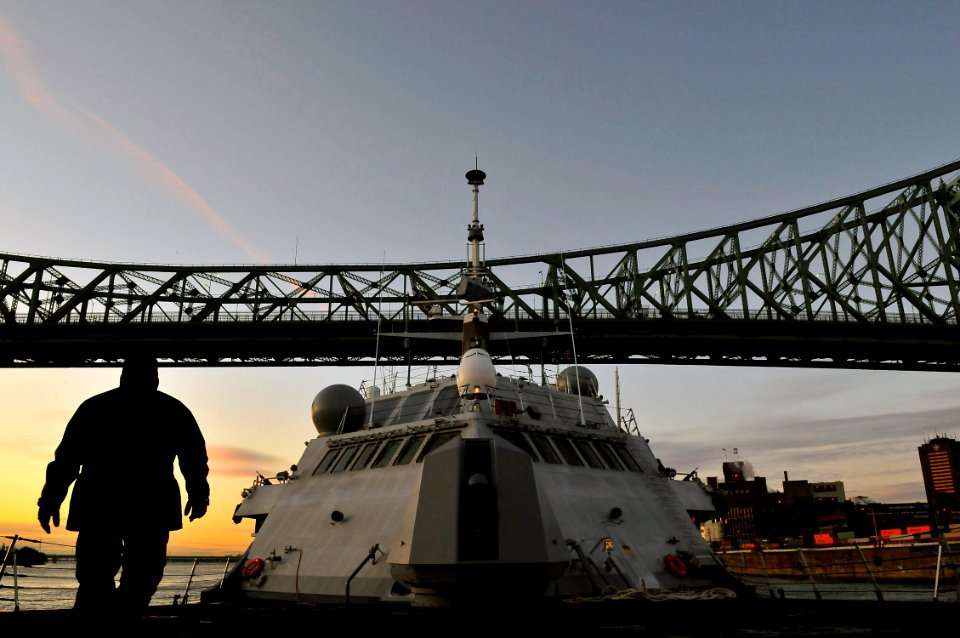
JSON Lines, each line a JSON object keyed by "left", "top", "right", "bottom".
{"left": 37, "top": 354, "right": 209, "bottom": 617}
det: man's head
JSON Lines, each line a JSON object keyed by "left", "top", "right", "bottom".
{"left": 120, "top": 354, "right": 159, "bottom": 390}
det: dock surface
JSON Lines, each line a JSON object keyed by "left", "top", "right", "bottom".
{"left": 2, "top": 597, "right": 958, "bottom": 637}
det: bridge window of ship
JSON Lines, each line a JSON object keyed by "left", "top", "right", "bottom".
{"left": 396, "top": 391, "right": 434, "bottom": 422}
{"left": 371, "top": 438, "right": 403, "bottom": 468}
{"left": 313, "top": 446, "right": 341, "bottom": 474}
{"left": 430, "top": 386, "right": 459, "bottom": 416}
{"left": 571, "top": 439, "right": 605, "bottom": 469}
{"left": 594, "top": 442, "right": 626, "bottom": 470}
{"left": 350, "top": 441, "right": 381, "bottom": 471}
{"left": 528, "top": 433, "right": 563, "bottom": 464}
{"left": 551, "top": 393, "right": 591, "bottom": 425}
{"left": 366, "top": 396, "right": 402, "bottom": 427}
{"left": 611, "top": 444, "right": 643, "bottom": 472}
{"left": 580, "top": 401, "right": 611, "bottom": 426}
{"left": 549, "top": 435, "right": 586, "bottom": 466}
{"left": 491, "top": 428, "right": 540, "bottom": 461}
{"left": 415, "top": 430, "right": 462, "bottom": 463}
{"left": 393, "top": 435, "right": 427, "bottom": 465}
{"left": 331, "top": 445, "right": 360, "bottom": 473}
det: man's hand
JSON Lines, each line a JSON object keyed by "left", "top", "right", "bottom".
{"left": 184, "top": 499, "right": 208, "bottom": 522}
{"left": 38, "top": 506, "right": 60, "bottom": 534}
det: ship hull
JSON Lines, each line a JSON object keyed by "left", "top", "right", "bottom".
{"left": 223, "top": 391, "right": 746, "bottom": 606}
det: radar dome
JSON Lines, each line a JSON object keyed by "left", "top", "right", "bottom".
{"left": 311, "top": 384, "right": 367, "bottom": 435}
{"left": 556, "top": 366, "right": 599, "bottom": 398}
{"left": 456, "top": 347, "right": 497, "bottom": 396}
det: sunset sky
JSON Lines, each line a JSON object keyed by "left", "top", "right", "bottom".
{"left": 2, "top": 1, "right": 960, "bottom": 556}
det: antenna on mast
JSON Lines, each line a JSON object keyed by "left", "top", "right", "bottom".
{"left": 458, "top": 164, "right": 491, "bottom": 354}
{"left": 465, "top": 163, "right": 486, "bottom": 278}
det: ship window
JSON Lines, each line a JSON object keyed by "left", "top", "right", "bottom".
{"left": 551, "top": 393, "right": 589, "bottom": 425}
{"left": 493, "top": 429, "right": 539, "bottom": 461}
{"left": 313, "top": 447, "right": 341, "bottom": 475}
{"left": 580, "top": 401, "right": 611, "bottom": 426}
{"left": 371, "top": 438, "right": 402, "bottom": 468}
{"left": 572, "top": 440, "right": 605, "bottom": 469}
{"left": 548, "top": 395, "right": 610, "bottom": 428}
{"left": 367, "top": 396, "right": 402, "bottom": 426}
{"left": 351, "top": 442, "right": 381, "bottom": 471}
{"left": 613, "top": 445, "right": 643, "bottom": 472}
{"left": 430, "top": 386, "right": 459, "bottom": 416}
{"left": 416, "top": 431, "right": 461, "bottom": 462}
{"left": 595, "top": 442, "right": 626, "bottom": 471}
{"left": 394, "top": 435, "right": 426, "bottom": 465}
{"left": 397, "top": 391, "right": 434, "bottom": 422}
{"left": 529, "top": 433, "right": 562, "bottom": 464}
{"left": 549, "top": 436, "right": 584, "bottom": 466}
{"left": 331, "top": 445, "right": 360, "bottom": 473}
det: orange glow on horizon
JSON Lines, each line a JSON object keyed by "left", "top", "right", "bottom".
{"left": 2, "top": 490, "right": 257, "bottom": 557}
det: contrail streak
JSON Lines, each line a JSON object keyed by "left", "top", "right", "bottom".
{"left": 0, "top": 16, "right": 270, "bottom": 264}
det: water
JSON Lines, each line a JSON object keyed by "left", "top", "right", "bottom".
{"left": 0, "top": 555, "right": 240, "bottom": 612}
{"left": 738, "top": 574, "right": 960, "bottom": 603}
{"left": 6, "top": 559, "right": 957, "bottom": 612}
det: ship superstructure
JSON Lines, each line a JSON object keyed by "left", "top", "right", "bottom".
{"left": 217, "top": 169, "right": 746, "bottom": 607}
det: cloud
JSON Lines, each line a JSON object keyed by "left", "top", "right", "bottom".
{"left": 207, "top": 444, "right": 288, "bottom": 478}
{"left": 655, "top": 403, "right": 960, "bottom": 503}
{"left": 0, "top": 16, "right": 270, "bottom": 264}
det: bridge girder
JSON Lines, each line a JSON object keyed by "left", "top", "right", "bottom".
{"left": 2, "top": 160, "right": 960, "bottom": 370}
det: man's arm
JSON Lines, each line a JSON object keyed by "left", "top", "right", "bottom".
{"left": 37, "top": 404, "right": 86, "bottom": 533}
{"left": 177, "top": 404, "right": 210, "bottom": 522}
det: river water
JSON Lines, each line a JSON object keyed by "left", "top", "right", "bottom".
{"left": 4, "top": 557, "right": 957, "bottom": 612}
{"left": 0, "top": 556, "right": 240, "bottom": 612}
{"left": 738, "top": 574, "right": 959, "bottom": 603}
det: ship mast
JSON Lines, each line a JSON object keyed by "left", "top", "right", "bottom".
{"left": 466, "top": 164, "right": 485, "bottom": 278}
{"left": 459, "top": 165, "right": 492, "bottom": 354}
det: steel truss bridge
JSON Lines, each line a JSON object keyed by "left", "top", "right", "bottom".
{"left": 2, "top": 160, "right": 960, "bottom": 371}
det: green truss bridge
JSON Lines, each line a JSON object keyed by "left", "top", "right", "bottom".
{"left": 2, "top": 160, "right": 960, "bottom": 372}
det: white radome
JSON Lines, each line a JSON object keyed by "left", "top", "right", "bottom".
{"left": 456, "top": 347, "right": 497, "bottom": 395}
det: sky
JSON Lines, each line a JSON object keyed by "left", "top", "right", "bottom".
{"left": 2, "top": 1, "right": 960, "bottom": 556}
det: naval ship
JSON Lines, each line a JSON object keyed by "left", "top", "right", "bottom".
{"left": 210, "top": 169, "right": 749, "bottom": 608}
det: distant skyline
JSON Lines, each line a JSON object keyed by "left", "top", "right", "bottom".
{"left": 2, "top": 1, "right": 960, "bottom": 554}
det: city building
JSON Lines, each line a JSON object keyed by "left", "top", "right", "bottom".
{"left": 705, "top": 449, "right": 937, "bottom": 547}
{"left": 782, "top": 476, "right": 846, "bottom": 506}
{"left": 706, "top": 460, "right": 775, "bottom": 546}
{"left": 917, "top": 434, "right": 960, "bottom": 531}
